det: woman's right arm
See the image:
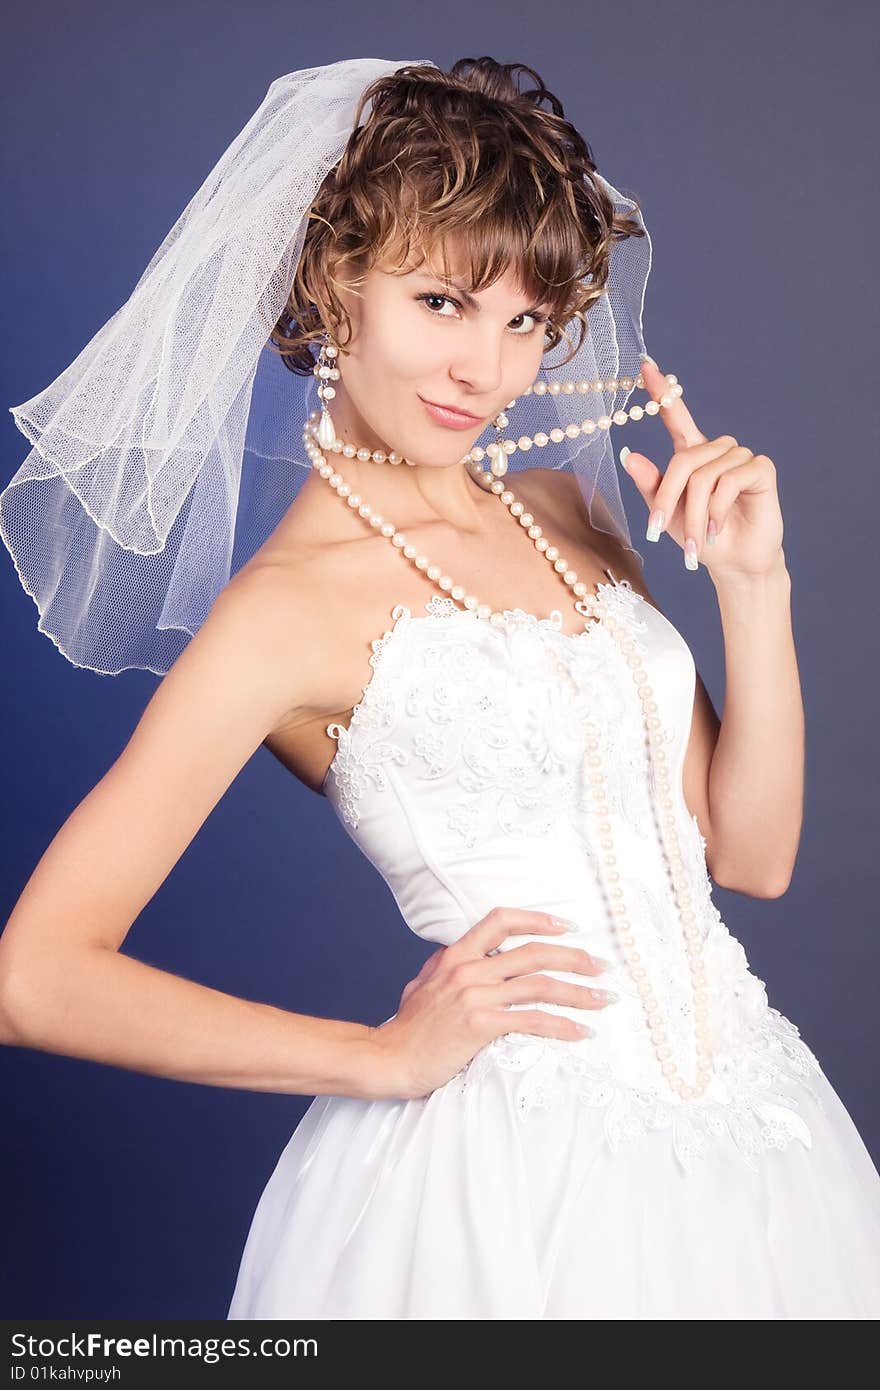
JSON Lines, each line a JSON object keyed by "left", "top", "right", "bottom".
{"left": 0, "top": 566, "right": 391, "bottom": 1100}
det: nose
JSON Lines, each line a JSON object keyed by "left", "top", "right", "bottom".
{"left": 449, "top": 327, "right": 505, "bottom": 397}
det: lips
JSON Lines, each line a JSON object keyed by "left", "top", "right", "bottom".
{"left": 419, "top": 396, "right": 485, "bottom": 430}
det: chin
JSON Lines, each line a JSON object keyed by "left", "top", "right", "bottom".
{"left": 416, "top": 443, "right": 474, "bottom": 469}
{"left": 390, "top": 430, "right": 468, "bottom": 469}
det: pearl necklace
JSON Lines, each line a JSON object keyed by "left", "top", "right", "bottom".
{"left": 301, "top": 413, "right": 713, "bottom": 1102}
{"left": 316, "top": 341, "right": 684, "bottom": 477}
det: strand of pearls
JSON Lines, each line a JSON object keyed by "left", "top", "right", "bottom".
{"left": 472, "top": 373, "right": 684, "bottom": 482}
{"left": 301, "top": 417, "right": 713, "bottom": 1101}
{"left": 545, "top": 595, "right": 712, "bottom": 1102}
{"left": 314, "top": 340, "right": 684, "bottom": 474}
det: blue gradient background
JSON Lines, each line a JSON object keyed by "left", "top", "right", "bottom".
{"left": 1, "top": 1, "right": 877, "bottom": 1318}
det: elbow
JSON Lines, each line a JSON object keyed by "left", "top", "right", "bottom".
{"left": 708, "top": 857, "right": 794, "bottom": 899}
{"left": 0, "top": 959, "right": 51, "bottom": 1048}
{"left": 0, "top": 965, "right": 30, "bottom": 1046}
{"left": 706, "top": 845, "right": 795, "bottom": 900}
{"left": 746, "top": 873, "right": 793, "bottom": 900}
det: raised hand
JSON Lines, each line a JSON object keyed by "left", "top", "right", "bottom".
{"left": 620, "top": 358, "right": 785, "bottom": 580}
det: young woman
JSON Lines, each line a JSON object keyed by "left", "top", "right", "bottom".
{"left": 2, "top": 56, "right": 878, "bottom": 1320}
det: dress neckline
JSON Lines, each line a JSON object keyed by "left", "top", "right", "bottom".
{"left": 319, "top": 572, "right": 636, "bottom": 796}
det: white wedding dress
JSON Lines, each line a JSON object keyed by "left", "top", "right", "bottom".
{"left": 227, "top": 576, "right": 880, "bottom": 1319}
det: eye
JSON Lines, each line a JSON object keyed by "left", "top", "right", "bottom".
{"left": 415, "top": 292, "right": 549, "bottom": 337}
{"left": 416, "top": 292, "right": 460, "bottom": 319}
{"left": 507, "top": 310, "right": 549, "bottom": 336}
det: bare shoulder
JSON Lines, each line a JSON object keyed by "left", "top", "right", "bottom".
{"left": 517, "top": 465, "right": 653, "bottom": 600}
{"left": 219, "top": 546, "right": 344, "bottom": 725}
{"left": 144, "top": 560, "right": 322, "bottom": 749}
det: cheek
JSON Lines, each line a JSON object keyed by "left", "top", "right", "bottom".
{"left": 355, "top": 294, "right": 422, "bottom": 368}
{"left": 389, "top": 337, "right": 433, "bottom": 380}
{"left": 377, "top": 335, "right": 437, "bottom": 385}
{"left": 499, "top": 357, "right": 539, "bottom": 405}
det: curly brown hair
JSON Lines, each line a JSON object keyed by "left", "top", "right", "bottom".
{"left": 269, "top": 56, "right": 646, "bottom": 375}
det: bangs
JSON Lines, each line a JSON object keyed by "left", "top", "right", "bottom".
{"left": 374, "top": 204, "right": 589, "bottom": 324}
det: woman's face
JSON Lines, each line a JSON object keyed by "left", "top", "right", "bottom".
{"left": 331, "top": 246, "right": 551, "bottom": 467}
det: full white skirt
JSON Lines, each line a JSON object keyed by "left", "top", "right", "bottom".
{"left": 226, "top": 1057, "right": 880, "bottom": 1320}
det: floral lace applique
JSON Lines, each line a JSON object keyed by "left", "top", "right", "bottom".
{"left": 405, "top": 627, "right": 561, "bottom": 847}
{"left": 416, "top": 580, "right": 657, "bottom": 848}
{"left": 325, "top": 580, "right": 673, "bottom": 846}
{"left": 682, "top": 807, "right": 719, "bottom": 905}
{"left": 324, "top": 605, "right": 413, "bottom": 828}
{"left": 564, "top": 588, "right": 665, "bottom": 840}
{"left": 455, "top": 921, "right": 825, "bottom": 1174}
{"left": 326, "top": 584, "right": 630, "bottom": 834}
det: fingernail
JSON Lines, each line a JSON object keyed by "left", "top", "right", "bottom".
{"left": 592, "top": 989, "right": 620, "bottom": 1004}
{"left": 592, "top": 955, "right": 615, "bottom": 970}
{"left": 619, "top": 446, "right": 631, "bottom": 471}
{"left": 684, "top": 537, "right": 699, "bottom": 571}
{"left": 646, "top": 509, "right": 664, "bottom": 542}
{"left": 706, "top": 519, "right": 717, "bottom": 546}
{"left": 550, "top": 916, "right": 580, "bottom": 932}
{"left": 639, "top": 353, "right": 657, "bottom": 365}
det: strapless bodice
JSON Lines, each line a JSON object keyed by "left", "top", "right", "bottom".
{"left": 321, "top": 577, "right": 822, "bottom": 1167}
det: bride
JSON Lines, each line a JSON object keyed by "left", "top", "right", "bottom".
{"left": 1, "top": 55, "right": 879, "bottom": 1319}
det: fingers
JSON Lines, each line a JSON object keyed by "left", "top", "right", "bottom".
{"left": 706, "top": 454, "right": 775, "bottom": 541}
{"left": 494, "top": 1009, "right": 595, "bottom": 1042}
{"left": 484, "top": 940, "right": 610, "bottom": 978}
{"left": 498, "top": 972, "right": 619, "bottom": 1011}
{"left": 453, "top": 907, "right": 614, "bottom": 977}
{"left": 446, "top": 946, "right": 619, "bottom": 1016}
{"left": 640, "top": 358, "right": 706, "bottom": 450}
{"left": 680, "top": 445, "right": 753, "bottom": 563}
{"left": 454, "top": 906, "right": 579, "bottom": 961}
{"left": 646, "top": 436, "right": 740, "bottom": 540}
{"left": 425, "top": 910, "right": 619, "bottom": 1055}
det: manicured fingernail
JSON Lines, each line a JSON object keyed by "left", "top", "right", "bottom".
{"left": 706, "top": 519, "right": 717, "bottom": 546}
{"left": 639, "top": 353, "right": 657, "bottom": 365}
{"left": 619, "top": 446, "right": 631, "bottom": 471}
{"left": 592, "top": 955, "right": 615, "bottom": 970}
{"left": 592, "top": 989, "right": 619, "bottom": 1004}
{"left": 550, "top": 916, "right": 580, "bottom": 931}
{"left": 646, "top": 509, "right": 664, "bottom": 542}
{"left": 684, "top": 537, "right": 699, "bottom": 571}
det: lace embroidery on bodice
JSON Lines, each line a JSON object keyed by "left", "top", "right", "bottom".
{"left": 321, "top": 581, "right": 825, "bottom": 1173}
{"left": 324, "top": 579, "right": 662, "bottom": 840}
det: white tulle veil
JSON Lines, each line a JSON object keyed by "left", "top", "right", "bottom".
{"left": 1, "top": 56, "right": 653, "bottom": 675}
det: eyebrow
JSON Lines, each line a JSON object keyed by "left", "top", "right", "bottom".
{"left": 417, "top": 273, "right": 546, "bottom": 314}
{"left": 433, "top": 278, "right": 481, "bottom": 310}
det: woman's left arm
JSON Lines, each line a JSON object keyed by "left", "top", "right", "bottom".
{"left": 703, "top": 557, "right": 802, "bottom": 895}
{"left": 620, "top": 358, "right": 804, "bottom": 898}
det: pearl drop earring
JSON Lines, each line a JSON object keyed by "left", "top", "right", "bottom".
{"left": 313, "top": 330, "right": 414, "bottom": 466}
{"left": 314, "top": 332, "right": 340, "bottom": 450}
{"left": 488, "top": 400, "right": 518, "bottom": 480}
